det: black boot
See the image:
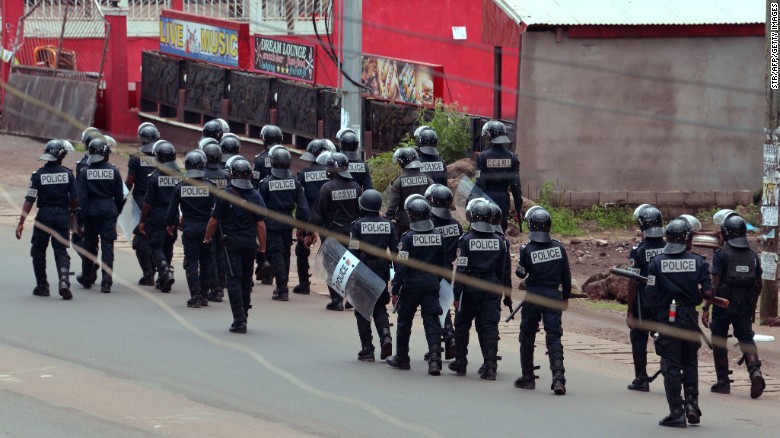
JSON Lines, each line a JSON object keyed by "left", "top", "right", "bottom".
{"left": 138, "top": 270, "right": 155, "bottom": 286}
{"left": 711, "top": 351, "right": 732, "bottom": 394}
{"left": 516, "top": 347, "right": 539, "bottom": 389}
{"left": 255, "top": 260, "right": 271, "bottom": 281}
{"left": 444, "top": 334, "right": 456, "bottom": 361}
{"left": 514, "top": 374, "right": 537, "bottom": 389}
{"left": 659, "top": 409, "right": 687, "bottom": 428}
{"left": 158, "top": 262, "right": 175, "bottom": 293}
{"left": 33, "top": 283, "right": 50, "bottom": 297}
{"left": 207, "top": 287, "right": 224, "bottom": 302}
{"left": 628, "top": 373, "right": 650, "bottom": 392}
{"left": 326, "top": 298, "right": 344, "bottom": 311}
{"left": 292, "top": 282, "right": 310, "bottom": 294}
{"left": 551, "top": 359, "right": 566, "bottom": 395}
{"left": 427, "top": 346, "right": 442, "bottom": 376}
{"left": 229, "top": 307, "right": 247, "bottom": 333}
{"left": 272, "top": 286, "right": 289, "bottom": 301}
{"left": 481, "top": 350, "right": 497, "bottom": 381}
{"left": 58, "top": 267, "right": 73, "bottom": 300}
{"left": 684, "top": 393, "right": 701, "bottom": 425}
{"left": 379, "top": 328, "right": 393, "bottom": 360}
{"left": 448, "top": 358, "right": 467, "bottom": 376}
{"left": 358, "top": 342, "right": 375, "bottom": 362}
{"left": 386, "top": 355, "right": 410, "bottom": 370}
{"left": 187, "top": 297, "right": 202, "bottom": 308}
{"left": 745, "top": 354, "right": 766, "bottom": 399}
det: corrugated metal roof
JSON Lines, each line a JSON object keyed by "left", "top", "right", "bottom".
{"left": 492, "top": 0, "right": 764, "bottom": 26}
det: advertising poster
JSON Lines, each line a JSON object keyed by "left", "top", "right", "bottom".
{"left": 253, "top": 35, "right": 315, "bottom": 83}
{"left": 160, "top": 12, "right": 241, "bottom": 68}
{"left": 361, "top": 55, "right": 442, "bottom": 106}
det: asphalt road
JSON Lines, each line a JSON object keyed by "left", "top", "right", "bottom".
{"left": 1, "top": 225, "right": 779, "bottom": 437}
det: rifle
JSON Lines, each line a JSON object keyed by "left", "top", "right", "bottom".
{"left": 610, "top": 268, "right": 730, "bottom": 309}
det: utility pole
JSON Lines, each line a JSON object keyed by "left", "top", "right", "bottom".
{"left": 761, "top": 0, "right": 779, "bottom": 323}
{"left": 340, "top": 0, "right": 362, "bottom": 151}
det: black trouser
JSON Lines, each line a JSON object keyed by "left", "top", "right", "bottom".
{"left": 629, "top": 301, "right": 657, "bottom": 378}
{"left": 356, "top": 268, "right": 391, "bottom": 344}
{"left": 147, "top": 222, "right": 177, "bottom": 271}
{"left": 182, "top": 232, "right": 212, "bottom": 298}
{"left": 520, "top": 289, "right": 564, "bottom": 372}
{"left": 455, "top": 289, "right": 501, "bottom": 362}
{"left": 655, "top": 308, "right": 701, "bottom": 412}
{"left": 711, "top": 301, "right": 758, "bottom": 374}
{"left": 131, "top": 197, "right": 153, "bottom": 277}
{"left": 266, "top": 228, "right": 293, "bottom": 288}
{"left": 395, "top": 284, "right": 442, "bottom": 360}
{"left": 82, "top": 215, "right": 117, "bottom": 286}
{"left": 226, "top": 242, "right": 256, "bottom": 321}
{"left": 209, "top": 230, "right": 227, "bottom": 290}
{"left": 295, "top": 238, "right": 311, "bottom": 285}
{"left": 30, "top": 207, "right": 70, "bottom": 286}
{"left": 485, "top": 190, "right": 510, "bottom": 232}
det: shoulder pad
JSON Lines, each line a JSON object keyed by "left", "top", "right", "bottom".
{"left": 632, "top": 244, "right": 639, "bottom": 250}
{"left": 32, "top": 169, "right": 40, "bottom": 175}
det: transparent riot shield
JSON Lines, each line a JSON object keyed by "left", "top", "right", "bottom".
{"left": 117, "top": 196, "right": 141, "bottom": 243}
{"left": 439, "top": 279, "right": 454, "bottom": 327}
{"left": 454, "top": 176, "right": 494, "bottom": 220}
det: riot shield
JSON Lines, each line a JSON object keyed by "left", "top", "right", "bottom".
{"left": 454, "top": 176, "right": 494, "bottom": 220}
{"left": 314, "top": 237, "right": 387, "bottom": 321}
{"left": 117, "top": 197, "right": 141, "bottom": 243}
{"left": 439, "top": 279, "right": 454, "bottom": 327}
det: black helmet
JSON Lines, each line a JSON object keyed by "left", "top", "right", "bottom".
{"left": 465, "top": 197, "right": 489, "bottom": 222}
{"left": 359, "top": 189, "right": 383, "bottom": 213}
{"left": 407, "top": 197, "right": 433, "bottom": 232}
{"left": 634, "top": 205, "right": 663, "bottom": 238}
{"left": 326, "top": 152, "right": 352, "bottom": 179}
{"left": 527, "top": 207, "right": 552, "bottom": 243}
{"left": 202, "top": 142, "right": 222, "bottom": 164}
{"left": 393, "top": 147, "right": 422, "bottom": 169}
{"left": 301, "top": 139, "right": 327, "bottom": 162}
{"left": 227, "top": 158, "right": 253, "bottom": 189}
{"left": 336, "top": 128, "right": 355, "bottom": 142}
{"left": 469, "top": 201, "right": 493, "bottom": 233}
{"left": 184, "top": 150, "right": 206, "bottom": 178}
{"left": 261, "top": 124, "right": 283, "bottom": 146}
{"left": 339, "top": 131, "right": 360, "bottom": 160}
{"left": 722, "top": 215, "right": 749, "bottom": 248}
{"left": 202, "top": 120, "right": 224, "bottom": 141}
{"left": 40, "top": 139, "right": 73, "bottom": 162}
{"left": 137, "top": 122, "right": 155, "bottom": 137}
{"left": 424, "top": 184, "right": 453, "bottom": 219}
{"left": 138, "top": 125, "right": 161, "bottom": 154}
{"left": 270, "top": 146, "right": 292, "bottom": 178}
{"left": 198, "top": 137, "right": 219, "bottom": 150}
{"left": 483, "top": 120, "right": 510, "bottom": 145}
{"left": 413, "top": 125, "right": 431, "bottom": 146}
{"left": 417, "top": 129, "right": 439, "bottom": 156}
{"left": 87, "top": 137, "right": 111, "bottom": 164}
{"left": 488, "top": 202, "right": 503, "bottom": 233}
{"left": 81, "top": 127, "right": 102, "bottom": 148}
{"left": 663, "top": 218, "right": 689, "bottom": 255}
{"left": 215, "top": 118, "right": 230, "bottom": 134}
{"left": 153, "top": 140, "right": 178, "bottom": 170}
{"left": 220, "top": 134, "right": 241, "bottom": 161}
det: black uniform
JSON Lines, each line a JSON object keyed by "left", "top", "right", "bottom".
{"left": 71, "top": 154, "right": 91, "bottom": 270}
{"left": 475, "top": 227, "right": 512, "bottom": 363}
{"left": 646, "top": 251, "right": 711, "bottom": 419}
{"left": 167, "top": 178, "right": 215, "bottom": 301}
{"left": 252, "top": 149, "right": 273, "bottom": 186}
{"left": 258, "top": 174, "right": 310, "bottom": 289}
{"left": 384, "top": 170, "right": 433, "bottom": 237}
{"left": 77, "top": 161, "right": 125, "bottom": 287}
{"left": 25, "top": 163, "right": 77, "bottom": 288}
{"left": 627, "top": 237, "right": 666, "bottom": 383}
{"left": 432, "top": 215, "right": 462, "bottom": 353}
{"left": 391, "top": 229, "right": 446, "bottom": 363}
{"left": 204, "top": 163, "right": 230, "bottom": 296}
{"left": 295, "top": 162, "right": 329, "bottom": 287}
{"left": 127, "top": 152, "right": 158, "bottom": 279}
{"left": 144, "top": 169, "right": 182, "bottom": 279}
{"left": 348, "top": 160, "right": 373, "bottom": 190}
{"left": 418, "top": 153, "right": 448, "bottom": 185}
{"left": 453, "top": 230, "right": 506, "bottom": 373}
{"left": 475, "top": 145, "right": 522, "bottom": 231}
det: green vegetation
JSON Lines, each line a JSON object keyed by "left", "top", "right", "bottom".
{"left": 536, "top": 182, "right": 634, "bottom": 236}
{"left": 367, "top": 150, "right": 402, "bottom": 194}
{"left": 415, "top": 99, "right": 472, "bottom": 164}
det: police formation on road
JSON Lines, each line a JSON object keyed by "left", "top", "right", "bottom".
{"left": 14, "top": 119, "right": 767, "bottom": 429}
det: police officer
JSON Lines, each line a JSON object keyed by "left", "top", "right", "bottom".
{"left": 702, "top": 215, "right": 765, "bottom": 399}
{"left": 76, "top": 138, "right": 125, "bottom": 293}
{"left": 219, "top": 134, "right": 241, "bottom": 166}
{"left": 166, "top": 151, "right": 214, "bottom": 308}
{"left": 514, "top": 207, "right": 571, "bottom": 395}
{"left": 258, "top": 146, "right": 310, "bottom": 301}
{"left": 384, "top": 147, "right": 433, "bottom": 238}
{"left": 338, "top": 130, "right": 372, "bottom": 190}
{"left": 139, "top": 140, "right": 181, "bottom": 293}
{"left": 202, "top": 142, "right": 229, "bottom": 302}
{"left": 253, "top": 125, "right": 283, "bottom": 186}
{"left": 202, "top": 119, "right": 225, "bottom": 142}
{"left": 72, "top": 127, "right": 104, "bottom": 284}
{"left": 204, "top": 158, "right": 267, "bottom": 333}
{"left": 416, "top": 128, "right": 448, "bottom": 185}
{"left": 125, "top": 123, "right": 161, "bottom": 286}
{"left": 293, "top": 140, "right": 331, "bottom": 294}
{"left": 386, "top": 197, "right": 446, "bottom": 375}
{"left": 450, "top": 200, "right": 507, "bottom": 380}
{"left": 348, "top": 189, "right": 398, "bottom": 361}
{"left": 625, "top": 204, "right": 666, "bottom": 392}
{"left": 16, "top": 139, "right": 77, "bottom": 299}
{"left": 476, "top": 121, "right": 522, "bottom": 232}
{"left": 645, "top": 218, "right": 713, "bottom": 428}
{"left": 311, "top": 152, "right": 363, "bottom": 310}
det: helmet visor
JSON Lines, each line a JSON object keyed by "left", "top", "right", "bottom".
{"left": 87, "top": 154, "right": 106, "bottom": 164}
{"left": 491, "top": 135, "right": 511, "bottom": 144}
{"left": 185, "top": 169, "right": 204, "bottom": 178}
{"left": 529, "top": 231, "right": 552, "bottom": 243}
{"left": 643, "top": 226, "right": 664, "bottom": 238}
{"left": 300, "top": 152, "right": 317, "bottom": 162}
{"left": 419, "top": 146, "right": 439, "bottom": 156}
{"left": 405, "top": 160, "right": 422, "bottom": 169}
{"left": 431, "top": 206, "right": 452, "bottom": 219}
{"left": 663, "top": 242, "right": 687, "bottom": 255}
{"left": 337, "top": 170, "right": 353, "bottom": 179}
{"left": 728, "top": 236, "right": 750, "bottom": 248}
{"left": 470, "top": 221, "right": 494, "bottom": 233}
{"left": 271, "top": 168, "right": 292, "bottom": 179}
{"left": 39, "top": 153, "right": 58, "bottom": 162}
{"left": 230, "top": 179, "right": 253, "bottom": 190}
{"left": 409, "top": 219, "right": 434, "bottom": 232}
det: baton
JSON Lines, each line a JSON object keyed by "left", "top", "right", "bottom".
{"left": 504, "top": 300, "right": 525, "bottom": 323}
{"left": 686, "top": 312, "right": 714, "bottom": 350}
{"left": 220, "top": 226, "right": 234, "bottom": 277}
{"left": 610, "top": 268, "right": 730, "bottom": 309}
{"left": 647, "top": 369, "right": 663, "bottom": 383}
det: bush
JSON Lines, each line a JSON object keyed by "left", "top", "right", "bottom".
{"left": 368, "top": 150, "right": 402, "bottom": 195}
{"left": 535, "top": 181, "right": 633, "bottom": 235}
{"left": 417, "top": 100, "right": 472, "bottom": 164}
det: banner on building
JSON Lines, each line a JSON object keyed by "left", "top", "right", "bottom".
{"left": 160, "top": 10, "right": 249, "bottom": 68}
{"left": 361, "top": 54, "right": 442, "bottom": 106}
{"left": 253, "top": 35, "right": 315, "bottom": 83}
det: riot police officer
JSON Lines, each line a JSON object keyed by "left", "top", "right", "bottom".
{"left": 166, "top": 151, "right": 214, "bottom": 308}
{"left": 293, "top": 140, "right": 331, "bottom": 294}
{"left": 338, "top": 130, "right": 372, "bottom": 190}
{"left": 385, "top": 147, "right": 433, "bottom": 238}
{"left": 253, "top": 125, "right": 283, "bottom": 186}
{"left": 219, "top": 134, "right": 241, "bottom": 166}
{"left": 72, "top": 127, "right": 103, "bottom": 284}
{"left": 311, "top": 152, "right": 363, "bottom": 310}
{"left": 625, "top": 204, "right": 666, "bottom": 392}
{"left": 416, "top": 128, "right": 448, "bottom": 185}
{"left": 450, "top": 200, "right": 507, "bottom": 380}
{"left": 258, "top": 146, "right": 310, "bottom": 301}
{"left": 386, "top": 197, "right": 446, "bottom": 375}
{"left": 702, "top": 215, "right": 765, "bottom": 399}
{"left": 348, "top": 189, "right": 398, "bottom": 361}
{"left": 202, "top": 142, "right": 229, "bottom": 302}
{"left": 16, "top": 139, "right": 78, "bottom": 299}
{"left": 202, "top": 119, "right": 225, "bottom": 142}
{"left": 125, "top": 123, "right": 161, "bottom": 286}
{"left": 645, "top": 219, "right": 713, "bottom": 428}
{"left": 514, "top": 207, "right": 571, "bottom": 395}
{"left": 139, "top": 140, "right": 181, "bottom": 293}
{"left": 476, "top": 120, "right": 522, "bottom": 232}
{"left": 76, "top": 138, "right": 125, "bottom": 293}
{"left": 204, "top": 158, "right": 267, "bottom": 333}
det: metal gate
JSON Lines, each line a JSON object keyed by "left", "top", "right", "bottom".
{"left": 1, "top": 0, "right": 110, "bottom": 141}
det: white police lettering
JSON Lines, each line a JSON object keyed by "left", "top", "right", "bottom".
{"left": 361, "top": 222, "right": 390, "bottom": 234}
{"left": 348, "top": 239, "right": 360, "bottom": 250}
{"left": 265, "top": 158, "right": 271, "bottom": 167}
{"left": 40, "top": 173, "right": 68, "bottom": 185}
{"left": 252, "top": 171, "right": 261, "bottom": 180}
{"left": 469, "top": 239, "right": 499, "bottom": 251}
{"left": 304, "top": 170, "right": 328, "bottom": 182}
{"left": 181, "top": 186, "right": 209, "bottom": 197}
{"left": 486, "top": 159, "right": 511, "bottom": 168}
{"left": 139, "top": 156, "right": 158, "bottom": 167}
{"left": 436, "top": 224, "right": 460, "bottom": 237}
{"left": 645, "top": 248, "right": 664, "bottom": 262}
{"left": 269, "top": 179, "right": 296, "bottom": 191}
{"left": 158, "top": 176, "right": 181, "bottom": 187}
{"left": 736, "top": 266, "right": 750, "bottom": 273}
{"left": 400, "top": 176, "right": 428, "bottom": 187}
{"left": 421, "top": 161, "right": 445, "bottom": 172}
{"left": 26, "top": 188, "right": 38, "bottom": 198}
{"left": 647, "top": 275, "right": 656, "bottom": 286}
{"left": 215, "top": 179, "right": 227, "bottom": 189}
{"left": 530, "top": 247, "right": 562, "bottom": 264}
{"left": 456, "top": 256, "right": 468, "bottom": 267}
{"left": 332, "top": 189, "right": 357, "bottom": 201}
{"left": 413, "top": 234, "right": 442, "bottom": 246}
{"left": 628, "top": 267, "right": 641, "bottom": 275}
{"left": 397, "top": 251, "right": 409, "bottom": 260}
{"left": 661, "top": 259, "right": 696, "bottom": 273}
{"left": 87, "top": 169, "right": 114, "bottom": 180}
{"left": 348, "top": 162, "right": 366, "bottom": 173}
